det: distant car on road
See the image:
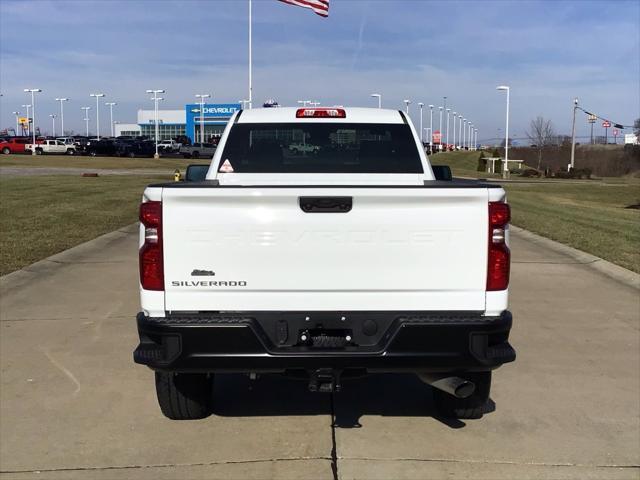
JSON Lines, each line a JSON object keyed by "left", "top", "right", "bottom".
{"left": 180, "top": 142, "right": 216, "bottom": 159}
{"left": 25, "top": 139, "right": 76, "bottom": 155}
{"left": 0, "top": 137, "right": 32, "bottom": 154}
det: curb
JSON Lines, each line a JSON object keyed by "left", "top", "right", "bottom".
{"left": 0, "top": 223, "right": 139, "bottom": 292}
{"left": 510, "top": 225, "right": 640, "bottom": 290}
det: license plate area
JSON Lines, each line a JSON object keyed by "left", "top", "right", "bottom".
{"left": 297, "top": 328, "right": 354, "bottom": 348}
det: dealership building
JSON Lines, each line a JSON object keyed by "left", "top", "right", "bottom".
{"left": 115, "top": 103, "right": 240, "bottom": 142}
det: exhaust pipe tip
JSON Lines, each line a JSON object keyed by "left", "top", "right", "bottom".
{"left": 418, "top": 373, "right": 476, "bottom": 399}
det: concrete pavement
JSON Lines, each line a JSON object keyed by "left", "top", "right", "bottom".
{"left": 0, "top": 227, "right": 638, "bottom": 479}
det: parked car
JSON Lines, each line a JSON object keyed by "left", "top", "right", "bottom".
{"left": 134, "top": 107, "right": 516, "bottom": 421}
{"left": 180, "top": 142, "right": 216, "bottom": 159}
{"left": 158, "top": 139, "right": 181, "bottom": 153}
{"left": 117, "top": 140, "right": 156, "bottom": 158}
{"left": 84, "top": 139, "right": 118, "bottom": 156}
{"left": 0, "top": 137, "right": 32, "bottom": 154}
{"left": 25, "top": 139, "right": 76, "bottom": 155}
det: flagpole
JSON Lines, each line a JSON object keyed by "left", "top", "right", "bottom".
{"left": 248, "top": 0, "right": 253, "bottom": 109}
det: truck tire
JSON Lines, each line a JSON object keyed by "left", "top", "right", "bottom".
{"left": 2, "top": 147, "right": 10, "bottom": 155}
{"left": 35, "top": 149, "right": 43, "bottom": 155}
{"left": 155, "top": 372, "right": 212, "bottom": 420}
{"left": 192, "top": 151, "right": 200, "bottom": 159}
{"left": 432, "top": 372, "right": 491, "bottom": 419}
{"left": 66, "top": 149, "right": 75, "bottom": 155}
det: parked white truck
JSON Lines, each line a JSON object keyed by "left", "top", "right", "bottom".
{"left": 134, "top": 107, "right": 515, "bottom": 420}
{"left": 25, "top": 139, "right": 76, "bottom": 155}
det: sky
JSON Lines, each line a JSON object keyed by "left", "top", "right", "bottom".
{"left": 1, "top": 0, "right": 638, "bottom": 142}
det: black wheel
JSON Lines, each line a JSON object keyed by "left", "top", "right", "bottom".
{"left": 35, "top": 149, "right": 43, "bottom": 155}
{"left": 433, "top": 372, "right": 491, "bottom": 419}
{"left": 90, "top": 151, "right": 97, "bottom": 157}
{"left": 155, "top": 372, "right": 212, "bottom": 420}
{"left": 66, "top": 149, "right": 75, "bottom": 155}
{"left": 192, "top": 151, "right": 200, "bottom": 159}
{"left": 2, "top": 147, "right": 10, "bottom": 155}
{"left": 128, "top": 151, "right": 136, "bottom": 158}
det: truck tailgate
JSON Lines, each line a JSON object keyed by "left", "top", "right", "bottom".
{"left": 162, "top": 187, "right": 489, "bottom": 311}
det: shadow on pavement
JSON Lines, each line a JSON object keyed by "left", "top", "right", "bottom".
{"left": 211, "top": 373, "right": 495, "bottom": 429}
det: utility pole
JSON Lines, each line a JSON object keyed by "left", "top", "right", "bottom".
{"left": 570, "top": 97, "right": 578, "bottom": 171}
{"left": 418, "top": 102, "right": 424, "bottom": 143}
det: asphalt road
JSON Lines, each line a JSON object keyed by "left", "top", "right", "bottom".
{"left": 0, "top": 226, "right": 638, "bottom": 479}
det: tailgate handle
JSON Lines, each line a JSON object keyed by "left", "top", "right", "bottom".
{"left": 299, "top": 196, "right": 352, "bottom": 213}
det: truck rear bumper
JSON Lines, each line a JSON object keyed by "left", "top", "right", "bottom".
{"left": 134, "top": 310, "right": 515, "bottom": 373}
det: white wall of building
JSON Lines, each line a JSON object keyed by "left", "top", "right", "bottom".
{"left": 137, "top": 109, "right": 185, "bottom": 125}
{"left": 114, "top": 123, "right": 141, "bottom": 136}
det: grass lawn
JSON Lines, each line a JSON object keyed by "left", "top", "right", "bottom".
{"left": 504, "top": 182, "right": 640, "bottom": 272}
{"left": 429, "top": 150, "right": 501, "bottom": 178}
{"left": 0, "top": 174, "right": 169, "bottom": 275}
{"left": 0, "top": 153, "right": 195, "bottom": 171}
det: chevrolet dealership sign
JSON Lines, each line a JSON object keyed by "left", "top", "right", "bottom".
{"left": 185, "top": 103, "right": 241, "bottom": 142}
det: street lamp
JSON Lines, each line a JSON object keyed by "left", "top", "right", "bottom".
{"left": 105, "top": 102, "right": 117, "bottom": 137}
{"left": 89, "top": 93, "right": 105, "bottom": 139}
{"left": 81, "top": 107, "right": 91, "bottom": 136}
{"left": 445, "top": 108, "right": 451, "bottom": 151}
{"left": 468, "top": 123, "right": 473, "bottom": 150}
{"left": 452, "top": 111, "right": 457, "bottom": 150}
{"left": 146, "top": 89, "right": 165, "bottom": 158}
{"left": 23, "top": 88, "right": 42, "bottom": 155}
{"left": 496, "top": 85, "right": 510, "bottom": 178}
{"left": 403, "top": 99, "right": 411, "bottom": 114}
{"left": 463, "top": 118, "right": 467, "bottom": 150}
{"left": 438, "top": 107, "right": 443, "bottom": 151}
{"left": 55, "top": 98, "right": 68, "bottom": 136}
{"left": 49, "top": 114, "right": 57, "bottom": 137}
{"left": 370, "top": 93, "right": 382, "bottom": 108}
{"left": 12, "top": 111, "right": 20, "bottom": 136}
{"left": 21, "top": 105, "right": 32, "bottom": 136}
{"left": 195, "top": 94, "right": 211, "bottom": 144}
{"left": 418, "top": 102, "right": 424, "bottom": 143}
{"left": 428, "top": 105, "right": 434, "bottom": 151}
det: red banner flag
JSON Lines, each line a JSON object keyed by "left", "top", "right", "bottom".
{"left": 278, "top": 0, "right": 329, "bottom": 17}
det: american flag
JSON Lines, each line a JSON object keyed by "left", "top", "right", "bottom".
{"left": 278, "top": 0, "right": 329, "bottom": 17}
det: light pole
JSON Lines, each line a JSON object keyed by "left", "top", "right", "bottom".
{"left": 239, "top": 99, "right": 250, "bottom": 109}
{"left": 475, "top": 129, "right": 478, "bottom": 150}
{"left": 195, "top": 94, "right": 211, "bottom": 144}
{"left": 49, "top": 114, "right": 56, "bottom": 137}
{"left": 370, "top": 93, "right": 381, "bottom": 108}
{"left": 12, "top": 111, "right": 19, "bottom": 136}
{"left": 23, "top": 89, "right": 41, "bottom": 155}
{"left": 105, "top": 102, "right": 117, "bottom": 137}
{"left": 452, "top": 111, "right": 457, "bottom": 150}
{"left": 458, "top": 115, "right": 463, "bottom": 149}
{"left": 22, "top": 104, "right": 31, "bottom": 136}
{"left": 146, "top": 90, "right": 165, "bottom": 157}
{"left": 418, "top": 102, "right": 424, "bottom": 143}
{"left": 570, "top": 97, "right": 578, "bottom": 170}
{"left": 55, "top": 98, "right": 68, "bottom": 136}
{"left": 445, "top": 108, "right": 451, "bottom": 151}
{"left": 81, "top": 107, "right": 91, "bottom": 136}
{"left": 438, "top": 107, "right": 443, "bottom": 151}
{"left": 496, "top": 85, "right": 510, "bottom": 178}
{"left": 89, "top": 93, "right": 105, "bottom": 139}
{"left": 463, "top": 119, "right": 467, "bottom": 149}
{"left": 428, "top": 105, "right": 434, "bottom": 151}
{"left": 403, "top": 99, "right": 411, "bottom": 115}
{"left": 468, "top": 123, "right": 473, "bottom": 150}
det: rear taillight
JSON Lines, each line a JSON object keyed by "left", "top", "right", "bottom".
{"left": 487, "top": 201, "right": 510, "bottom": 291}
{"left": 139, "top": 201, "right": 164, "bottom": 291}
{"left": 296, "top": 108, "right": 346, "bottom": 118}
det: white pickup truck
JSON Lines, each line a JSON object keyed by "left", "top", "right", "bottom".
{"left": 134, "top": 107, "right": 515, "bottom": 420}
{"left": 25, "top": 139, "right": 76, "bottom": 155}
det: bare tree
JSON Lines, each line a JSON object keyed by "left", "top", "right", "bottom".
{"left": 526, "top": 116, "right": 556, "bottom": 170}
